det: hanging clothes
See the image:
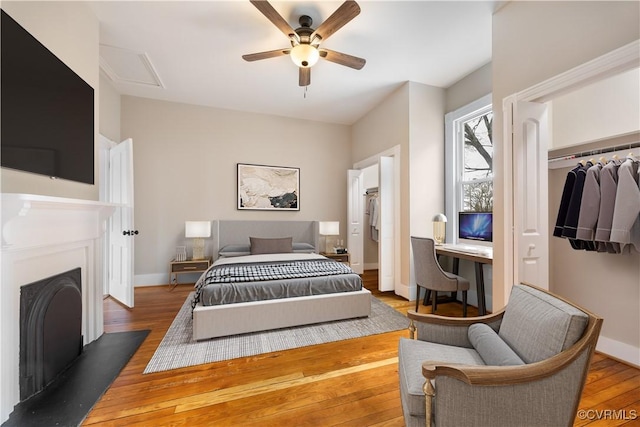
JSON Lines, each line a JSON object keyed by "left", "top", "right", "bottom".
{"left": 610, "top": 157, "right": 640, "bottom": 252}
{"left": 594, "top": 160, "right": 622, "bottom": 253}
{"left": 576, "top": 162, "right": 602, "bottom": 252}
{"left": 556, "top": 161, "right": 595, "bottom": 250}
{"left": 554, "top": 164, "right": 580, "bottom": 237}
{"left": 554, "top": 154, "right": 640, "bottom": 254}
{"left": 368, "top": 193, "right": 379, "bottom": 242}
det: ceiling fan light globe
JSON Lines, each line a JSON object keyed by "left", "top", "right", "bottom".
{"left": 290, "top": 44, "right": 319, "bottom": 68}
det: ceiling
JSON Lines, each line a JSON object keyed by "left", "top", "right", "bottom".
{"left": 89, "top": 1, "right": 502, "bottom": 125}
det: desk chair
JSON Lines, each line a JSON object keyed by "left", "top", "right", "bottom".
{"left": 411, "top": 236, "right": 469, "bottom": 316}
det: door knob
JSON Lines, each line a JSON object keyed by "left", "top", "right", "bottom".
{"left": 123, "top": 230, "right": 139, "bottom": 236}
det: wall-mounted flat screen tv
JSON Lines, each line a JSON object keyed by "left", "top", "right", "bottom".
{"left": 458, "top": 212, "right": 493, "bottom": 242}
{"left": 1, "top": 9, "right": 95, "bottom": 185}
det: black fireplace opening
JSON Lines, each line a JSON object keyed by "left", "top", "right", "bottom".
{"left": 19, "top": 268, "right": 83, "bottom": 401}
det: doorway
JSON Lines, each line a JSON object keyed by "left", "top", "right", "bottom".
{"left": 502, "top": 41, "right": 639, "bottom": 366}
{"left": 350, "top": 145, "right": 401, "bottom": 293}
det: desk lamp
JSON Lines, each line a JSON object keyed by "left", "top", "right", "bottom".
{"left": 432, "top": 213, "right": 447, "bottom": 245}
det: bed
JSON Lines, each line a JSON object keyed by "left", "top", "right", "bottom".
{"left": 191, "top": 220, "right": 372, "bottom": 340}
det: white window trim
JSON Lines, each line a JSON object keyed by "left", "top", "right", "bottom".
{"left": 444, "top": 93, "right": 492, "bottom": 244}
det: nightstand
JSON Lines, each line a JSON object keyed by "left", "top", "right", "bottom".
{"left": 169, "top": 257, "right": 212, "bottom": 289}
{"left": 320, "top": 252, "right": 350, "bottom": 266}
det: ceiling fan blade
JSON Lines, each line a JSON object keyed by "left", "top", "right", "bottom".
{"left": 299, "top": 67, "right": 310, "bottom": 86}
{"left": 311, "top": 1, "right": 360, "bottom": 43}
{"left": 242, "top": 48, "right": 290, "bottom": 62}
{"left": 319, "top": 49, "right": 366, "bottom": 70}
{"left": 250, "top": 0, "right": 297, "bottom": 39}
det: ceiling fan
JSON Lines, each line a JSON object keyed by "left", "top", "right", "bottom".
{"left": 242, "top": 0, "right": 366, "bottom": 87}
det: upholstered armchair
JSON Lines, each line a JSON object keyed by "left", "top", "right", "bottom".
{"left": 398, "top": 282, "right": 602, "bottom": 427}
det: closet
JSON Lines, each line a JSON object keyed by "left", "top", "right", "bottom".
{"left": 546, "top": 67, "right": 639, "bottom": 366}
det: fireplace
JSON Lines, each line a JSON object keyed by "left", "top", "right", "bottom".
{"left": 19, "top": 268, "right": 83, "bottom": 401}
{"left": 1, "top": 193, "right": 116, "bottom": 423}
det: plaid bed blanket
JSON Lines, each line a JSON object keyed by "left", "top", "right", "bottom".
{"left": 192, "top": 259, "right": 355, "bottom": 309}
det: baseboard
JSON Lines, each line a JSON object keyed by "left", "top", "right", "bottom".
{"left": 363, "top": 263, "right": 379, "bottom": 270}
{"left": 596, "top": 335, "right": 640, "bottom": 368}
{"left": 134, "top": 273, "right": 167, "bottom": 287}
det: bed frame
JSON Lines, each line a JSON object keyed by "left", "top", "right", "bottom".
{"left": 192, "top": 220, "right": 372, "bottom": 340}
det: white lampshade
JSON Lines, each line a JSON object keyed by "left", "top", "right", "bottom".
{"left": 185, "top": 221, "right": 211, "bottom": 238}
{"left": 319, "top": 221, "right": 339, "bottom": 236}
{"left": 290, "top": 44, "right": 320, "bottom": 68}
{"left": 432, "top": 213, "right": 447, "bottom": 223}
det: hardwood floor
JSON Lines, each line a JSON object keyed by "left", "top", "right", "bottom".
{"left": 84, "top": 271, "right": 639, "bottom": 426}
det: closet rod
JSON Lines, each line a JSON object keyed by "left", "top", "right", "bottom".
{"left": 365, "top": 187, "right": 379, "bottom": 195}
{"left": 548, "top": 142, "right": 640, "bottom": 170}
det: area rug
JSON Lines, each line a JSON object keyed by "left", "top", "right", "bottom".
{"left": 144, "top": 293, "right": 408, "bottom": 374}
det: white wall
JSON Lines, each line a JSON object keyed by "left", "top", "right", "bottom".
{"left": 352, "top": 82, "right": 446, "bottom": 295}
{"left": 99, "top": 74, "right": 122, "bottom": 143}
{"left": 445, "top": 62, "right": 492, "bottom": 114}
{"left": 0, "top": 2, "right": 99, "bottom": 201}
{"left": 551, "top": 68, "right": 640, "bottom": 149}
{"left": 121, "top": 96, "right": 352, "bottom": 284}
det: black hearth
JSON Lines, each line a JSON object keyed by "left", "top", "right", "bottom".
{"left": 19, "top": 268, "right": 82, "bottom": 401}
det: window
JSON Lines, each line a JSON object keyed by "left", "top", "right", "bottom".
{"left": 445, "top": 94, "right": 493, "bottom": 243}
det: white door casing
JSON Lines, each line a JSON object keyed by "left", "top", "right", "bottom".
{"left": 347, "top": 169, "right": 364, "bottom": 274}
{"left": 378, "top": 156, "right": 395, "bottom": 291}
{"left": 108, "top": 138, "right": 135, "bottom": 308}
{"left": 513, "top": 101, "right": 550, "bottom": 289}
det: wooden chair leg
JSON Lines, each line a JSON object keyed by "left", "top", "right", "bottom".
{"left": 415, "top": 286, "right": 421, "bottom": 312}
{"left": 423, "top": 290, "right": 431, "bottom": 307}
{"left": 432, "top": 291, "right": 437, "bottom": 313}
{"left": 462, "top": 290, "right": 468, "bottom": 317}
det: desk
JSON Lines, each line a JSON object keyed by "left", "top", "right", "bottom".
{"left": 435, "top": 245, "right": 492, "bottom": 315}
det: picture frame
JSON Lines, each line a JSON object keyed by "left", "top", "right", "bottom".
{"left": 237, "top": 163, "right": 300, "bottom": 211}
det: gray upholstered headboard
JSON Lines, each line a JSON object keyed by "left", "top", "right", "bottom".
{"left": 212, "top": 220, "right": 319, "bottom": 259}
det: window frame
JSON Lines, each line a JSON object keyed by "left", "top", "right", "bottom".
{"left": 444, "top": 94, "right": 493, "bottom": 244}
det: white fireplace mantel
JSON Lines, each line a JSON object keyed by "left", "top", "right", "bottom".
{"left": 1, "top": 193, "right": 118, "bottom": 423}
{"left": 2, "top": 193, "right": 118, "bottom": 250}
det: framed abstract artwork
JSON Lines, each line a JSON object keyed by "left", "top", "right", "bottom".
{"left": 237, "top": 163, "right": 300, "bottom": 211}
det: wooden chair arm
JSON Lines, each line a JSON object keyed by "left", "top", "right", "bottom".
{"left": 421, "top": 315, "right": 603, "bottom": 386}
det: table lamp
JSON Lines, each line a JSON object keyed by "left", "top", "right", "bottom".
{"left": 319, "top": 221, "right": 340, "bottom": 253}
{"left": 185, "top": 221, "right": 211, "bottom": 260}
{"left": 432, "top": 213, "right": 447, "bottom": 245}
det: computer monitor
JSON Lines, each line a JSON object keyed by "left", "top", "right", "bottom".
{"left": 458, "top": 212, "right": 493, "bottom": 242}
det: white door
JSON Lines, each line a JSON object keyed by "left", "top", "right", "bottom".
{"left": 347, "top": 169, "right": 364, "bottom": 274}
{"left": 513, "top": 101, "right": 549, "bottom": 289}
{"left": 109, "top": 138, "right": 135, "bottom": 307}
{"left": 378, "top": 156, "right": 395, "bottom": 291}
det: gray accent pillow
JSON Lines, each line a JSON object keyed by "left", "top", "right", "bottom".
{"left": 292, "top": 242, "right": 315, "bottom": 253}
{"left": 468, "top": 323, "right": 524, "bottom": 366}
{"left": 218, "top": 244, "right": 251, "bottom": 257}
{"left": 249, "top": 237, "right": 293, "bottom": 254}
